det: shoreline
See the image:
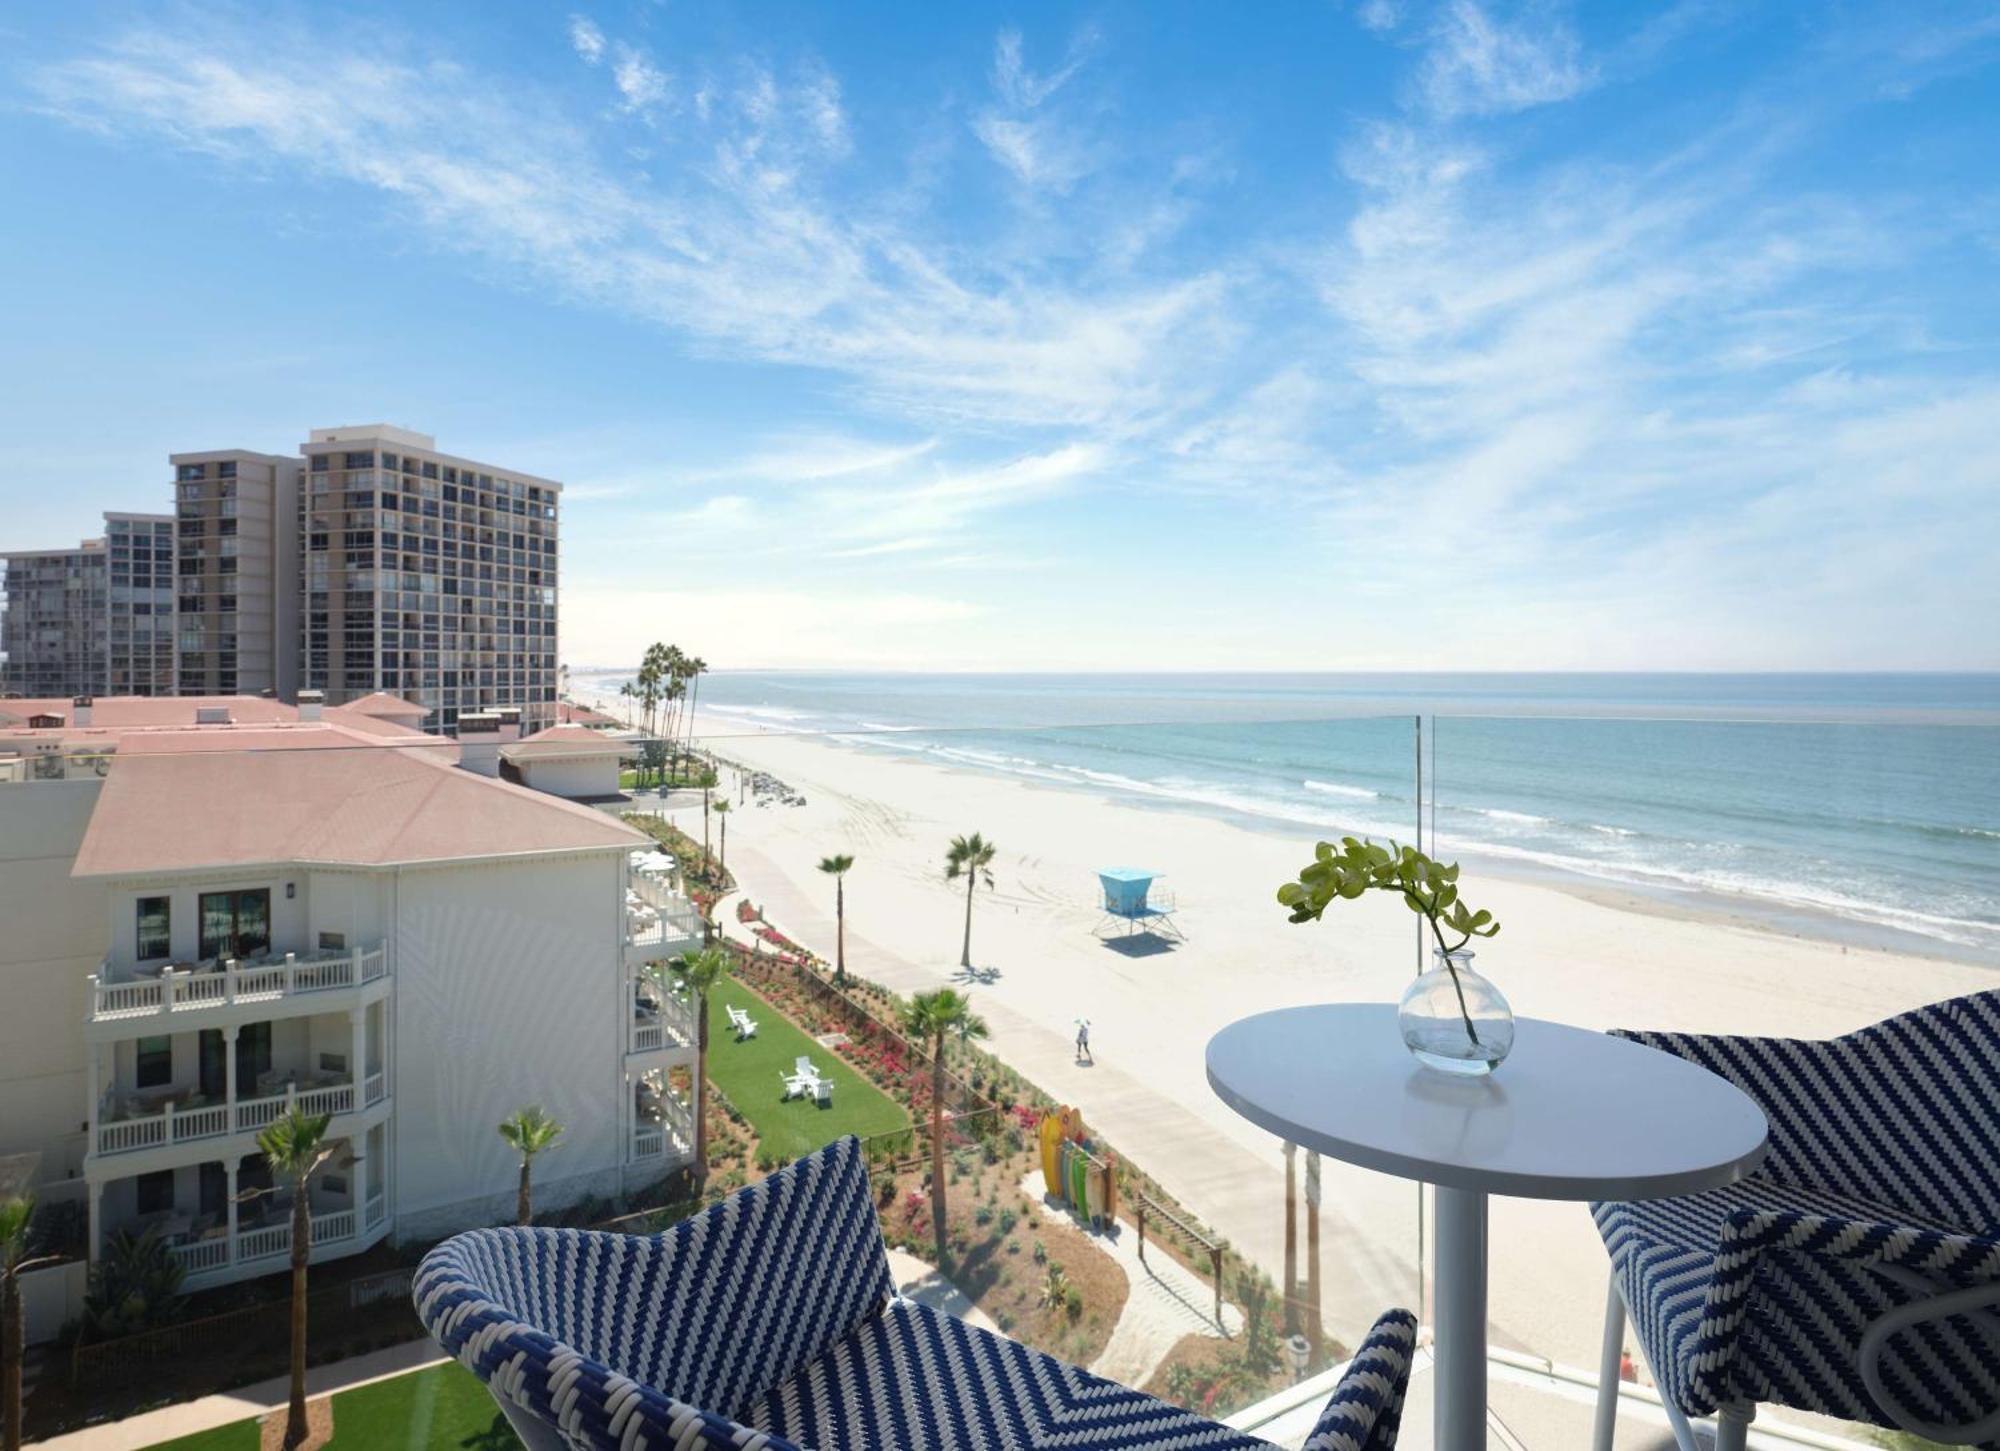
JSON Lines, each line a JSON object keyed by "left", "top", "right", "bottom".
{"left": 576, "top": 679, "right": 1995, "bottom": 971}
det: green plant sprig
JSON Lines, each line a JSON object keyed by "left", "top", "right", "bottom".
{"left": 1277, "top": 837, "right": 1500, "bottom": 1041}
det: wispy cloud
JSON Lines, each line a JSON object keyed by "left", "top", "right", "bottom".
{"left": 611, "top": 44, "right": 668, "bottom": 114}
{"left": 973, "top": 28, "right": 1101, "bottom": 192}
{"left": 1415, "top": 2, "right": 1594, "bottom": 119}
{"left": 30, "top": 23, "right": 1230, "bottom": 435}
{"left": 568, "top": 15, "right": 605, "bottom": 66}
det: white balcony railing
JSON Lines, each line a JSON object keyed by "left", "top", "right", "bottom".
{"left": 632, "top": 1125, "right": 664, "bottom": 1159}
{"left": 89, "top": 945, "right": 388, "bottom": 1023}
{"left": 236, "top": 1207, "right": 360, "bottom": 1265}
{"left": 630, "top": 983, "right": 696, "bottom": 1054}
{"left": 93, "top": 1077, "right": 376, "bottom": 1157}
{"left": 169, "top": 1236, "right": 231, "bottom": 1274}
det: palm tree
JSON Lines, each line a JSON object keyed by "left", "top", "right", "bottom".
{"left": 2, "top": 1195, "right": 57, "bottom": 1451}
{"left": 818, "top": 853, "right": 855, "bottom": 988}
{"left": 251, "top": 1109, "right": 337, "bottom": 1449}
{"left": 660, "top": 947, "right": 732, "bottom": 1185}
{"left": 679, "top": 655, "right": 708, "bottom": 773}
{"left": 944, "top": 833, "right": 998, "bottom": 969}
{"left": 497, "top": 1106, "right": 564, "bottom": 1226}
{"left": 713, "top": 799, "right": 731, "bottom": 882}
{"left": 701, "top": 773, "right": 713, "bottom": 868}
{"left": 899, "top": 989, "right": 988, "bottom": 1264}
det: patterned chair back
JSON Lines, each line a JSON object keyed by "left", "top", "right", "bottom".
{"left": 1617, "top": 989, "right": 2000, "bottom": 1229}
{"left": 416, "top": 1135, "right": 893, "bottom": 1427}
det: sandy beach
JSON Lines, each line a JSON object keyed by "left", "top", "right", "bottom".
{"left": 583, "top": 681, "right": 1995, "bottom": 1376}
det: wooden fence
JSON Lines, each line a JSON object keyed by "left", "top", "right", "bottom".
{"left": 1136, "top": 1191, "right": 1226, "bottom": 1329}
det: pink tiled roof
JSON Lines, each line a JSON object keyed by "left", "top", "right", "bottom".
{"left": 339, "top": 691, "right": 429, "bottom": 721}
{"left": 501, "top": 724, "right": 627, "bottom": 762}
{"left": 0, "top": 696, "right": 297, "bottom": 730}
{"left": 73, "top": 742, "right": 646, "bottom": 877}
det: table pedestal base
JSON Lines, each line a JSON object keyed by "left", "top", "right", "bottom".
{"left": 1434, "top": 1184, "right": 1488, "bottom": 1451}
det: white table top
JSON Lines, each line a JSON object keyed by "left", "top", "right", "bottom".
{"left": 1206, "top": 1003, "right": 1769, "bottom": 1201}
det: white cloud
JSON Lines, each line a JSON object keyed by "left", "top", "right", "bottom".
{"left": 611, "top": 43, "right": 668, "bottom": 112}
{"left": 569, "top": 15, "right": 605, "bottom": 66}
{"left": 1416, "top": 2, "right": 1594, "bottom": 119}
{"left": 31, "top": 26, "right": 1231, "bottom": 434}
{"left": 1356, "top": 0, "right": 1402, "bottom": 33}
{"left": 974, "top": 28, "right": 1100, "bottom": 192}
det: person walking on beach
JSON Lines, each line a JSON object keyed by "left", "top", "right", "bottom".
{"left": 1075, "top": 1020, "right": 1093, "bottom": 1065}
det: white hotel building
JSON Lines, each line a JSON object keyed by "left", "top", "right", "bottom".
{"left": 0, "top": 691, "right": 700, "bottom": 1308}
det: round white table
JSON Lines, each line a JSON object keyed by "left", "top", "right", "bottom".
{"left": 1206, "top": 1004, "right": 1769, "bottom": 1451}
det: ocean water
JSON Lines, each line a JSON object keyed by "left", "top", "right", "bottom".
{"left": 621, "top": 671, "right": 2000, "bottom": 964}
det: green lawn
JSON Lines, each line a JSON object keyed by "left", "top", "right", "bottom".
{"left": 145, "top": 1361, "right": 518, "bottom": 1450}
{"left": 705, "top": 979, "right": 912, "bottom": 1160}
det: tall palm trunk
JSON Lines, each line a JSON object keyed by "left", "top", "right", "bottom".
{"left": 694, "top": 993, "right": 711, "bottom": 1185}
{"left": 834, "top": 877, "right": 846, "bottom": 988}
{"left": 960, "top": 873, "right": 976, "bottom": 967}
{"left": 719, "top": 816, "right": 727, "bottom": 879}
{"left": 517, "top": 1159, "right": 533, "bottom": 1226}
{"left": 3, "top": 1271, "right": 22, "bottom": 1451}
{"left": 929, "top": 1041, "right": 948, "bottom": 1265}
{"left": 702, "top": 790, "right": 711, "bottom": 870}
{"left": 286, "top": 1190, "right": 311, "bottom": 1447}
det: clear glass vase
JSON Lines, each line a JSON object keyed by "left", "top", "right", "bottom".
{"left": 1399, "top": 948, "right": 1513, "bottom": 1075}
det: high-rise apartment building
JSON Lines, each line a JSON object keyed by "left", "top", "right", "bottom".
{"left": 4, "top": 425, "right": 560, "bottom": 730}
{"left": 104, "top": 514, "right": 178, "bottom": 696}
{"left": 169, "top": 450, "right": 300, "bottom": 698}
{"left": 2, "top": 512, "right": 177, "bottom": 699}
{"left": 1, "top": 541, "right": 106, "bottom": 697}
{"left": 297, "top": 425, "right": 560, "bottom": 733}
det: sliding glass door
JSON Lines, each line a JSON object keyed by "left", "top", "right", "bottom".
{"left": 198, "top": 888, "right": 271, "bottom": 960}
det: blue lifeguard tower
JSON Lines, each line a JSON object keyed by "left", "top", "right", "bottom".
{"left": 1094, "top": 868, "right": 1183, "bottom": 943}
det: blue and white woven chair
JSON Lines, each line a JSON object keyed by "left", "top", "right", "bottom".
{"left": 415, "top": 1134, "right": 1418, "bottom": 1450}
{"left": 1590, "top": 990, "right": 2000, "bottom": 1450}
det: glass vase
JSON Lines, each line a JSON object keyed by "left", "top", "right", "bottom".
{"left": 1399, "top": 948, "right": 1513, "bottom": 1075}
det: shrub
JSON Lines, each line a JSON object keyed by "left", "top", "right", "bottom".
{"left": 1065, "top": 1283, "right": 1084, "bottom": 1321}
{"left": 996, "top": 1208, "right": 1018, "bottom": 1236}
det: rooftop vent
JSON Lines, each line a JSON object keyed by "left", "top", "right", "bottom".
{"left": 72, "top": 696, "right": 93, "bottom": 728}
{"left": 195, "top": 706, "right": 233, "bottom": 726}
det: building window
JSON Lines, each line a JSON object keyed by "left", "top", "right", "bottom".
{"left": 136, "top": 897, "right": 171, "bottom": 960}
{"left": 198, "top": 888, "right": 270, "bottom": 961}
{"left": 136, "top": 1036, "right": 172, "bottom": 1089}
{"left": 217, "top": 460, "right": 237, "bottom": 479}
{"left": 177, "top": 464, "right": 206, "bottom": 482}
{"left": 136, "top": 1169, "right": 174, "bottom": 1216}
{"left": 199, "top": 1162, "right": 227, "bottom": 1217}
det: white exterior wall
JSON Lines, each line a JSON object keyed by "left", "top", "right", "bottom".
{"left": 388, "top": 849, "right": 629, "bottom": 1240}
{"left": 518, "top": 755, "right": 621, "bottom": 801}
{"left": 0, "top": 781, "right": 107, "bottom": 1187}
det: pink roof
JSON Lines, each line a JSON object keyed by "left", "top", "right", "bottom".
{"left": 340, "top": 692, "right": 428, "bottom": 721}
{"left": 558, "top": 701, "right": 621, "bottom": 727}
{"left": 0, "top": 696, "right": 297, "bottom": 730}
{"left": 73, "top": 742, "right": 646, "bottom": 877}
{"left": 501, "top": 724, "right": 627, "bottom": 762}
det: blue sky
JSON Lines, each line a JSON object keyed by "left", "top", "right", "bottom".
{"left": 3, "top": 1, "right": 1997, "bottom": 671}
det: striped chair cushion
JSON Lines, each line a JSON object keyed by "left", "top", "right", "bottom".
{"left": 751, "top": 1300, "right": 1418, "bottom": 1451}
{"left": 415, "top": 1136, "right": 891, "bottom": 1448}
{"left": 1304, "top": 1309, "right": 1418, "bottom": 1451}
{"left": 1593, "top": 990, "right": 2000, "bottom": 1440}
{"left": 751, "top": 1298, "right": 1273, "bottom": 1450}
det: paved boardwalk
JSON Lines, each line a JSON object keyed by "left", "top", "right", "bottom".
{"left": 1017, "top": 1169, "right": 1244, "bottom": 1388}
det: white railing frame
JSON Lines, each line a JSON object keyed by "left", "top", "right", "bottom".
{"left": 89, "top": 945, "right": 388, "bottom": 1021}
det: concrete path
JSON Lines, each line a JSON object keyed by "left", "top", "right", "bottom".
{"left": 887, "top": 1246, "right": 1001, "bottom": 1334}
{"left": 36, "top": 1336, "right": 448, "bottom": 1450}
{"left": 1018, "top": 1170, "right": 1243, "bottom": 1389}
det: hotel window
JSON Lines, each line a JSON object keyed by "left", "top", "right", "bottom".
{"left": 177, "top": 464, "right": 206, "bottom": 481}
{"left": 198, "top": 888, "right": 270, "bottom": 961}
{"left": 136, "top": 897, "right": 171, "bottom": 960}
{"left": 136, "top": 1036, "right": 172, "bottom": 1089}
{"left": 218, "top": 460, "right": 237, "bottom": 478}
{"left": 135, "top": 1169, "right": 173, "bottom": 1216}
